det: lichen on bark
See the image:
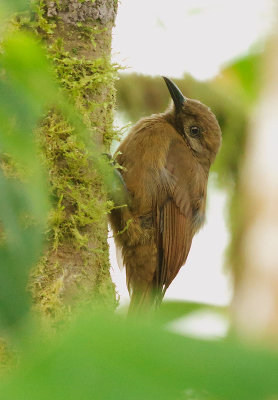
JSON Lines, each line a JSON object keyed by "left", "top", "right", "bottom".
{"left": 20, "top": 0, "right": 120, "bottom": 321}
{"left": 46, "top": 0, "right": 117, "bottom": 26}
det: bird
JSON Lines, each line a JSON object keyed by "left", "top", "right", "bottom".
{"left": 109, "top": 77, "right": 222, "bottom": 313}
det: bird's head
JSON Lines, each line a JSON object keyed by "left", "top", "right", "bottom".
{"left": 163, "top": 76, "right": 222, "bottom": 166}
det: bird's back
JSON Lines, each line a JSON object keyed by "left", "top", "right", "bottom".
{"left": 116, "top": 114, "right": 194, "bottom": 214}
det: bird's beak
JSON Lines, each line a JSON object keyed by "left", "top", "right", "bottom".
{"left": 162, "top": 76, "right": 186, "bottom": 111}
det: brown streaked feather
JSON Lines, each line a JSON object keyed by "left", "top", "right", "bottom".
{"left": 151, "top": 138, "right": 198, "bottom": 305}
{"left": 154, "top": 200, "right": 193, "bottom": 304}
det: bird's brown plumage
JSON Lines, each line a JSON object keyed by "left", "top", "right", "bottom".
{"left": 109, "top": 77, "right": 222, "bottom": 312}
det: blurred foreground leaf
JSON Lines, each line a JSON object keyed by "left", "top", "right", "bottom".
{"left": 156, "top": 301, "right": 227, "bottom": 325}
{"left": 0, "top": 0, "right": 29, "bottom": 25}
{"left": 1, "top": 0, "right": 28, "bottom": 11}
{"left": 1, "top": 312, "right": 278, "bottom": 400}
{"left": 0, "top": 33, "right": 56, "bottom": 330}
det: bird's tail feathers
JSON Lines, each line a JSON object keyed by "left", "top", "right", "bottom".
{"left": 128, "top": 284, "right": 164, "bottom": 316}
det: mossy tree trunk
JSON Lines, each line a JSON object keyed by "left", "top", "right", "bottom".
{"left": 29, "top": 0, "right": 118, "bottom": 320}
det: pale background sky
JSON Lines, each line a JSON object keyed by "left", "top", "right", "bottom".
{"left": 109, "top": 0, "right": 274, "bottom": 318}
{"left": 112, "top": 0, "right": 273, "bottom": 81}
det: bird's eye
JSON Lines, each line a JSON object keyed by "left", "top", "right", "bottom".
{"left": 190, "top": 126, "right": 201, "bottom": 137}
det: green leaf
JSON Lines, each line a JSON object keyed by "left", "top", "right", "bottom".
{"left": 0, "top": 32, "right": 53, "bottom": 330}
{"left": 0, "top": 0, "right": 29, "bottom": 21}
{"left": 2, "top": 32, "right": 58, "bottom": 107}
{"left": 0, "top": 171, "right": 45, "bottom": 329}
{"left": 1, "top": 312, "right": 278, "bottom": 400}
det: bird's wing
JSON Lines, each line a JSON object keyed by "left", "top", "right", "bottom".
{"left": 154, "top": 139, "right": 194, "bottom": 299}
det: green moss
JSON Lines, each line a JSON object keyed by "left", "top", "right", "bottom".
{"left": 48, "top": 40, "right": 119, "bottom": 145}
{"left": 0, "top": 339, "right": 15, "bottom": 373}
{"left": 14, "top": 1, "right": 57, "bottom": 35}
{"left": 38, "top": 113, "right": 106, "bottom": 247}
{"left": 12, "top": 0, "right": 120, "bottom": 321}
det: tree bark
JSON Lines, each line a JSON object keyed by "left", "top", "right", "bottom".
{"left": 29, "top": 0, "right": 118, "bottom": 320}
